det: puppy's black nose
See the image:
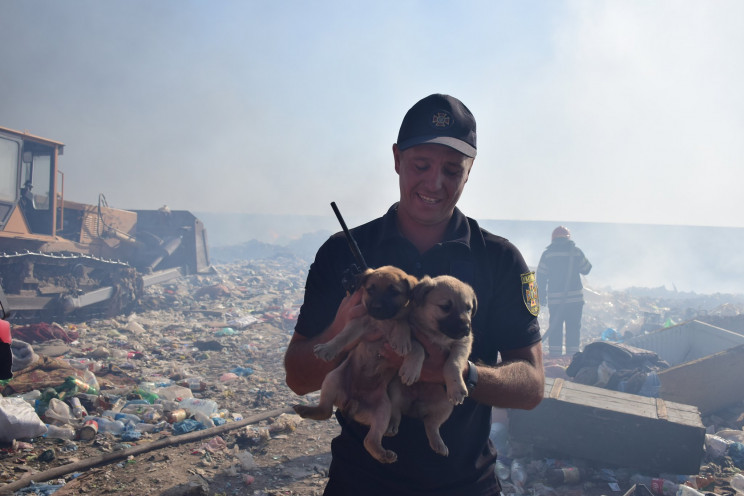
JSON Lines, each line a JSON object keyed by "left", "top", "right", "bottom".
{"left": 367, "top": 301, "right": 398, "bottom": 320}
{"left": 438, "top": 314, "right": 471, "bottom": 339}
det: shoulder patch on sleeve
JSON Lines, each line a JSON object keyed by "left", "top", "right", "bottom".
{"left": 521, "top": 271, "right": 540, "bottom": 317}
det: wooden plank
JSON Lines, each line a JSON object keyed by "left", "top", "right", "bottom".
{"left": 656, "top": 398, "right": 668, "bottom": 420}
{"left": 508, "top": 378, "right": 705, "bottom": 474}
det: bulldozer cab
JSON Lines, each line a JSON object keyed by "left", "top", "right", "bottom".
{"left": 0, "top": 126, "right": 61, "bottom": 238}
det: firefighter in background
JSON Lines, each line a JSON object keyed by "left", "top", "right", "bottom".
{"left": 537, "top": 226, "right": 592, "bottom": 357}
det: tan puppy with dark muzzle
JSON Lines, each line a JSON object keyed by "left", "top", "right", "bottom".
{"left": 388, "top": 274, "right": 477, "bottom": 457}
{"left": 293, "top": 266, "right": 419, "bottom": 464}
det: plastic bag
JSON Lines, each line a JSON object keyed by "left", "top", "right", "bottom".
{"left": 0, "top": 397, "right": 48, "bottom": 441}
{"left": 45, "top": 397, "right": 74, "bottom": 425}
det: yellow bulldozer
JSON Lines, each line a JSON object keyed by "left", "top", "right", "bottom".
{"left": 0, "top": 126, "right": 211, "bottom": 321}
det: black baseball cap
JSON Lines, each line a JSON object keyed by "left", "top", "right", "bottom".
{"left": 396, "top": 94, "right": 477, "bottom": 158}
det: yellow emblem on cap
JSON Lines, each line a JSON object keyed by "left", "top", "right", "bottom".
{"left": 432, "top": 111, "right": 451, "bottom": 128}
{"left": 521, "top": 271, "right": 540, "bottom": 317}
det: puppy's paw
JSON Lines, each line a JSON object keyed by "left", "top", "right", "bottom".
{"left": 379, "top": 450, "right": 398, "bottom": 464}
{"left": 398, "top": 362, "right": 421, "bottom": 385}
{"left": 447, "top": 385, "right": 468, "bottom": 405}
{"left": 313, "top": 343, "right": 338, "bottom": 362}
{"left": 385, "top": 421, "right": 399, "bottom": 437}
{"left": 430, "top": 440, "right": 449, "bottom": 457}
{"left": 388, "top": 333, "right": 412, "bottom": 356}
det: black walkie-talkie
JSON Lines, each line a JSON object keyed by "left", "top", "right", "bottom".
{"left": 331, "top": 202, "right": 368, "bottom": 293}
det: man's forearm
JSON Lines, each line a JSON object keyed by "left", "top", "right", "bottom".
{"left": 467, "top": 342, "right": 545, "bottom": 410}
{"left": 468, "top": 361, "right": 544, "bottom": 409}
{"left": 284, "top": 332, "right": 345, "bottom": 395}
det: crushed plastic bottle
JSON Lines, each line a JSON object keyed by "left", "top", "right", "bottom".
{"left": 43, "top": 424, "right": 76, "bottom": 440}
{"left": 193, "top": 411, "right": 216, "bottom": 428}
{"left": 179, "top": 398, "right": 218, "bottom": 417}
{"left": 156, "top": 385, "right": 193, "bottom": 402}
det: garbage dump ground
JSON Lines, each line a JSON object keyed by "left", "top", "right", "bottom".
{"left": 2, "top": 256, "right": 744, "bottom": 496}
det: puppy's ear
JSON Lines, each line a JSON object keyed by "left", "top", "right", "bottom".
{"left": 470, "top": 293, "right": 478, "bottom": 317}
{"left": 356, "top": 268, "right": 375, "bottom": 288}
{"left": 412, "top": 276, "right": 435, "bottom": 306}
{"left": 405, "top": 275, "right": 419, "bottom": 297}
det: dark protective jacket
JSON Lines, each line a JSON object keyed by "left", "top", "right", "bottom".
{"left": 536, "top": 237, "right": 592, "bottom": 306}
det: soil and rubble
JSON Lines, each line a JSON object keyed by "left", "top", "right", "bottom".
{"left": 1, "top": 255, "right": 744, "bottom": 496}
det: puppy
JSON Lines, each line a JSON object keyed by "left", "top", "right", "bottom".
{"left": 388, "top": 274, "right": 477, "bottom": 457}
{"left": 312, "top": 266, "right": 419, "bottom": 363}
{"left": 293, "top": 265, "right": 418, "bottom": 464}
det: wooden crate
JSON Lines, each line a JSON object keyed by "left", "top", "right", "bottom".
{"left": 659, "top": 344, "right": 744, "bottom": 415}
{"left": 508, "top": 378, "right": 705, "bottom": 474}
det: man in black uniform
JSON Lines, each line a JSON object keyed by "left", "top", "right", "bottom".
{"left": 537, "top": 226, "right": 592, "bottom": 357}
{"left": 284, "top": 94, "right": 544, "bottom": 495}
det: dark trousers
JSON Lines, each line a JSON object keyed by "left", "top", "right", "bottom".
{"left": 547, "top": 302, "right": 583, "bottom": 355}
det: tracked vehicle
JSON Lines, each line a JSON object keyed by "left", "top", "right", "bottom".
{"left": 0, "top": 126, "right": 210, "bottom": 322}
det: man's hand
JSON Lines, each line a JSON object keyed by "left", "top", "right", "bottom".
{"left": 330, "top": 290, "right": 366, "bottom": 341}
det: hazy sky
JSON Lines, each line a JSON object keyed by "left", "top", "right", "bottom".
{"left": 1, "top": 1, "right": 742, "bottom": 228}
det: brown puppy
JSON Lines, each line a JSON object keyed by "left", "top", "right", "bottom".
{"left": 293, "top": 266, "right": 418, "bottom": 464}
{"left": 388, "top": 275, "right": 477, "bottom": 457}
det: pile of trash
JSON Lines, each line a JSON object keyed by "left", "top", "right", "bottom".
{"left": 1, "top": 256, "right": 743, "bottom": 496}
{"left": 0, "top": 258, "right": 310, "bottom": 493}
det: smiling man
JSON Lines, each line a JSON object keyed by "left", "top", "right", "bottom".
{"left": 284, "top": 94, "right": 544, "bottom": 495}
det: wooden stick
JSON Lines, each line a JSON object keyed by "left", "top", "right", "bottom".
{"left": 0, "top": 406, "right": 294, "bottom": 495}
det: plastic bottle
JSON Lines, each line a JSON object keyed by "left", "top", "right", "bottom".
{"left": 43, "top": 424, "right": 76, "bottom": 440}
{"left": 179, "top": 398, "right": 218, "bottom": 417}
{"left": 84, "top": 416, "right": 125, "bottom": 435}
{"left": 511, "top": 459, "right": 527, "bottom": 491}
{"left": 113, "top": 412, "right": 142, "bottom": 424}
{"left": 489, "top": 422, "right": 508, "bottom": 454}
{"left": 731, "top": 473, "right": 744, "bottom": 495}
{"left": 108, "top": 397, "right": 127, "bottom": 413}
{"left": 135, "top": 420, "right": 168, "bottom": 433}
{"left": 156, "top": 385, "right": 193, "bottom": 402}
{"left": 18, "top": 390, "right": 42, "bottom": 404}
{"left": 155, "top": 399, "right": 181, "bottom": 411}
{"left": 192, "top": 411, "right": 216, "bottom": 428}
{"left": 133, "top": 388, "right": 159, "bottom": 404}
{"left": 494, "top": 459, "right": 510, "bottom": 480}
{"left": 70, "top": 397, "right": 87, "bottom": 419}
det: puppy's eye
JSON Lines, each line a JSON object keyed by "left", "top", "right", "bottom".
{"left": 386, "top": 286, "right": 401, "bottom": 297}
{"left": 366, "top": 285, "right": 376, "bottom": 295}
{"left": 439, "top": 302, "right": 452, "bottom": 313}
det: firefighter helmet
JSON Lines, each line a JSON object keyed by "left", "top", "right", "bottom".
{"left": 552, "top": 226, "right": 570, "bottom": 240}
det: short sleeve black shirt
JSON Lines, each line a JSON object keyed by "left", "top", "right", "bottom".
{"left": 295, "top": 204, "right": 541, "bottom": 495}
